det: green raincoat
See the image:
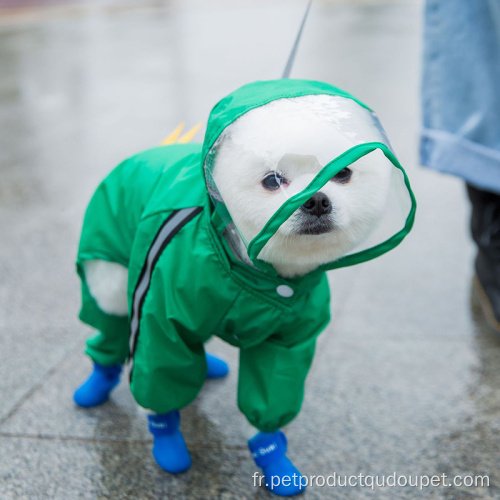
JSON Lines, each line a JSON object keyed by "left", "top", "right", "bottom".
{"left": 77, "top": 79, "right": 416, "bottom": 432}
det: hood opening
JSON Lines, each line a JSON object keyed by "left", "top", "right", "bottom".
{"left": 202, "top": 80, "right": 416, "bottom": 277}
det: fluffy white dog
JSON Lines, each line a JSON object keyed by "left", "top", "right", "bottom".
{"left": 74, "top": 88, "right": 407, "bottom": 497}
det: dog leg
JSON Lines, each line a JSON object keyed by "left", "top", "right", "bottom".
{"left": 248, "top": 430, "right": 306, "bottom": 496}
{"left": 74, "top": 260, "right": 128, "bottom": 408}
{"left": 73, "top": 363, "right": 122, "bottom": 408}
{"left": 148, "top": 410, "right": 192, "bottom": 474}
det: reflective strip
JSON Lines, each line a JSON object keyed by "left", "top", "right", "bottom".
{"left": 128, "top": 207, "right": 203, "bottom": 359}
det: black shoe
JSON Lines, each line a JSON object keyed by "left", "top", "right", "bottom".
{"left": 468, "top": 184, "right": 500, "bottom": 333}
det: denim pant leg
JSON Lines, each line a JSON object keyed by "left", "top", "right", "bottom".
{"left": 420, "top": 0, "right": 500, "bottom": 194}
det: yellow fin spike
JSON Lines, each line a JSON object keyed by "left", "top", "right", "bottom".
{"left": 178, "top": 123, "right": 202, "bottom": 144}
{"left": 160, "top": 122, "right": 185, "bottom": 145}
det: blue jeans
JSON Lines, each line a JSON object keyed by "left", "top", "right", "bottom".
{"left": 421, "top": 0, "right": 500, "bottom": 194}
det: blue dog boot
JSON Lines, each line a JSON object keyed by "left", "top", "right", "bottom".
{"left": 73, "top": 363, "right": 122, "bottom": 408}
{"left": 148, "top": 411, "right": 192, "bottom": 474}
{"left": 205, "top": 352, "right": 229, "bottom": 379}
{"left": 248, "top": 430, "right": 306, "bottom": 497}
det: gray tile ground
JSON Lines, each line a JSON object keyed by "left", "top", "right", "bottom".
{"left": 1, "top": 0, "right": 499, "bottom": 499}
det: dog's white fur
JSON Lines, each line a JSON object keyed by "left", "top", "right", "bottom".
{"left": 211, "top": 95, "right": 392, "bottom": 277}
{"left": 85, "top": 260, "right": 128, "bottom": 315}
{"left": 86, "top": 95, "right": 391, "bottom": 311}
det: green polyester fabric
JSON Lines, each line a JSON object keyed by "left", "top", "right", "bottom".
{"left": 77, "top": 79, "right": 415, "bottom": 432}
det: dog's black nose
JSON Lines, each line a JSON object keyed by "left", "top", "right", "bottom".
{"left": 301, "top": 192, "right": 332, "bottom": 218}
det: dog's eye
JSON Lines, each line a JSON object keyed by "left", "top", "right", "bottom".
{"left": 332, "top": 168, "right": 352, "bottom": 183}
{"left": 262, "top": 172, "right": 286, "bottom": 191}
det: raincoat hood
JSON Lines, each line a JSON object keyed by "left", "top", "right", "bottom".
{"left": 202, "top": 79, "right": 416, "bottom": 276}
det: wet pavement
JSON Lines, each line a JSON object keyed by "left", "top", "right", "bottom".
{"left": 0, "top": 0, "right": 499, "bottom": 499}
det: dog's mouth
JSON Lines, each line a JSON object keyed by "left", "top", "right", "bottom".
{"left": 296, "top": 217, "right": 335, "bottom": 235}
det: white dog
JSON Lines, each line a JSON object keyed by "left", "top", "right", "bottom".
{"left": 75, "top": 89, "right": 402, "bottom": 497}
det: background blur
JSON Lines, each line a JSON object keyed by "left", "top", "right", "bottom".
{"left": 0, "top": 0, "right": 497, "bottom": 499}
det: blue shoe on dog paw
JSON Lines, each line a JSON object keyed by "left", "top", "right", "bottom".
{"left": 148, "top": 411, "right": 192, "bottom": 474}
{"left": 248, "top": 430, "right": 306, "bottom": 496}
{"left": 73, "top": 363, "right": 122, "bottom": 408}
{"left": 205, "top": 352, "right": 229, "bottom": 379}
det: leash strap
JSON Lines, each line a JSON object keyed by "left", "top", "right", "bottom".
{"left": 282, "top": 0, "right": 313, "bottom": 79}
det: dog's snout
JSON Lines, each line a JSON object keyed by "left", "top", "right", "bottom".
{"left": 301, "top": 192, "right": 332, "bottom": 218}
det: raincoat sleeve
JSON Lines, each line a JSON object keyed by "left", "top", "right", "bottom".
{"left": 129, "top": 261, "right": 209, "bottom": 413}
{"left": 237, "top": 332, "right": 317, "bottom": 432}
{"left": 128, "top": 210, "right": 213, "bottom": 415}
{"left": 130, "top": 304, "right": 208, "bottom": 414}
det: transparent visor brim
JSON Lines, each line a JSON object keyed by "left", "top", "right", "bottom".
{"left": 246, "top": 144, "right": 415, "bottom": 271}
